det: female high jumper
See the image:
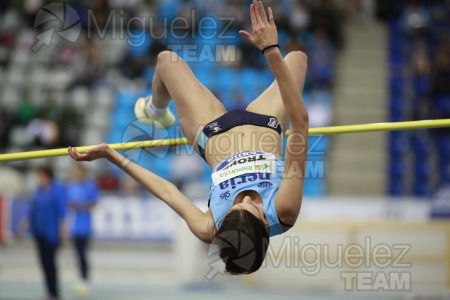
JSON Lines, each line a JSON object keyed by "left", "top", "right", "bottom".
{"left": 69, "top": 0, "right": 309, "bottom": 275}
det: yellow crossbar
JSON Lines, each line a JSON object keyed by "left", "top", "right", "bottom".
{"left": 1, "top": 119, "right": 449, "bottom": 163}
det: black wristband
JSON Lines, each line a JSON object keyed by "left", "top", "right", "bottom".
{"left": 262, "top": 44, "right": 279, "bottom": 54}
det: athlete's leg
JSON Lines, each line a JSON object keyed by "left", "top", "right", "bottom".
{"left": 149, "top": 51, "right": 227, "bottom": 146}
{"left": 246, "top": 51, "right": 308, "bottom": 131}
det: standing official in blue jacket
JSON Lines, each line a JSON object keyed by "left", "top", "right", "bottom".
{"left": 67, "top": 164, "right": 98, "bottom": 296}
{"left": 27, "top": 166, "right": 67, "bottom": 300}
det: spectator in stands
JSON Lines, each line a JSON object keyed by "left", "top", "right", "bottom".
{"left": 413, "top": 97, "right": 434, "bottom": 121}
{"left": 433, "top": 39, "right": 450, "bottom": 101}
{"left": 17, "top": 166, "right": 67, "bottom": 300}
{"left": 308, "top": 90, "right": 333, "bottom": 128}
{"left": 286, "top": 37, "right": 307, "bottom": 54}
{"left": 309, "top": 27, "right": 335, "bottom": 88}
{"left": 26, "top": 116, "right": 61, "bottom": 148}
{"left": 401, "top": 0, "right": 430, "bottom": 38}
{"left": 68, "top": 37, "right": 106, "bottom": 89}
{"left": 0, "top": 1, "right": 9, "bottom": 14}
{"left": 289, "top": 0, "right": 310, "bottom": 33}
{"left": 169, "top": 150, "right": 205, "bottom": 197}
{"left": 411, "top": 41, "right": 432, "bottom": 97}
{"left": 15, "top": 91, "right": 38, "bottom": 126}
{"left": 309, "top": 0, "right": 344, "bottom": 49}
{"left": 0, "top": 110, "right": 12, "bottom": 150}
{"left": 67, "top": 164, "right": 99, "bottom": 296}
{"left": 149, "top": 23, "right": 169, "bottom": 65}
{"left": 224, "top": 0, "right": 247, "bottom": 30}
{"left": 58, "top": 103, "right": 82, "bottom": 147}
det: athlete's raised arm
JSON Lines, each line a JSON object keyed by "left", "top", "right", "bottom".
{"left": 240, "top": 0, "right": 309, "bottom": 230}
{"left": 68, "top": 145, "right": 214, "bottom": 243}
{"left": 239, "top": 0, "right": 309, "bottom": 129}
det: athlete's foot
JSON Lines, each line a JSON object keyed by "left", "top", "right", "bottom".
{"left": 134, "top": 96, "right": 176, "bottom": 128}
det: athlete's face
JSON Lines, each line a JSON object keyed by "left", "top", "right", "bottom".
{"left": 230, "top": 196, "right": 269, "bottom": 231}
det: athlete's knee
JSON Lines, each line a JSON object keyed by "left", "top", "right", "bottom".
{"left": 157, "top": 50, "right": 182, "bottom": 66}
{"left": 285, "top": 51, "right": 308, "bottom": 64}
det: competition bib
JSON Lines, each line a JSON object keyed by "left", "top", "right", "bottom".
{"left": 212, "top": 152, "right": 276, "bottom": 186}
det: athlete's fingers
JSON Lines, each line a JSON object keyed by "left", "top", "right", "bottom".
{"left": 253, "top": 0, "right": 263, "bottom": 25}
{"left": 268, "top": 7, "right": 275, "bottom": 25}
{"left": 74, "top": 148, "right": 85, "bottom": 161}
{"left": 250, "top": 3, "right": 258, "bottom": 27}
{"left": 68, "top": 147, "right": 75, "bottom": 159}
{"left": 258, "top": 1, "right": 268, "bottom": 24}
{"left": 68, "top": 146, "right": 80, "bottom": 160}
{"left": 69, "top": 147, "right": 77, "bottom": 159}
{"left": 239, "top": 30, "right": 254, "bottom": 43}
{"left": 71, "top": 146, "right": 91, "bottom": 162}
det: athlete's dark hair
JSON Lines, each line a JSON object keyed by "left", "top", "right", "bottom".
{"left": 212, "top": 209, "right": 269, "bottom": 275}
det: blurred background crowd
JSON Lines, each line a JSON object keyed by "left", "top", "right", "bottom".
{"left": 0, "top": 0, "right": 448, "bottom": 206}
{"left": 0, "top": 0, "right": 349, "bottom": 199}
{"left": 1, "top": 0, "right": 449, "bottom": 199}
{"left": 379, "top": 1, "right": 450, "bottom": 196}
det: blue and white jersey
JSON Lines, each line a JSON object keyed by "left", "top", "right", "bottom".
{"left": 209, "top": 151, "right": 284, "bottom": 237}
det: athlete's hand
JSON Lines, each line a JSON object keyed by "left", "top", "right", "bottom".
{"left": 68, "top": 144, "right": 112, "bottom": 162}
{"left": 239, "top": 0, "right": 278, "bottom": 51}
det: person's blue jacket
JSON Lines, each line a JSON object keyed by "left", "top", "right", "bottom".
{"left": 30, "top": 181, "right": 67, "bottom": 245}
{"left": 67, "top": 179, "right": 98, "bottom": 237}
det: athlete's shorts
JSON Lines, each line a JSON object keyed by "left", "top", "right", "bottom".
{"left": 197, "top": 109, "right": 283, "bottom": 161}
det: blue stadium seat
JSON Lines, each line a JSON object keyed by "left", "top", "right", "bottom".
{"left": 116, "top": 90, "right": 136, "bottom": 110}
{"left": 139, "top": 150, "right": 172, "bottom": 180}
{"left": 303, "top": 178, "right": 326, "bottom": 197}
{"left": 411, "top": 134, "right": 432, "bottom": 156}
{"left": 113, "top": 109, "right": 135, "bottom": 127}
{"left": 436, "top": 134, "right": 450, "bottom": 182}
{"left": 389, "top": 95, "right": 406, "bottom": 121}
{"left": 222, "top": 29, "right": 245, "bottom": 46}
{"left": 389, "top": 157, "right": 406, "bottom": 177}
{"left": 217, "top": 68, "right": 235, "bottom": 90}
{"left": 107, "top": 130, "right": 123, "bottom": 144}
{"left": 389, "top": 75, "right": 405, "bottom": 94}
{"left": 435, "top": 95, "right": 450, "bottom": 116}
{"left": 144, "top": 67, "right": 155, "bottom": 84}
{"left": 277, "top": 30, "right": 290, "bottom": 48}
{"left": 389, "top": 183, "right": 405, "bottom": 196}
{"left": 127, "top": 30, "right": 152, "bottom": 57}
{"left": 437, "top": 135, "right": 450, "bottom": 154}
{"left": 158, "top": 0, "right": 179, "bottom": 18}
{"left": 388, "top": 156, "right": 406, "bottom": 196}
{"left": 308, "top": 136, "right": 329, "bottom": 153}
{"left": 413, "top": 178, "right": 430, "bottom": 197}
{"left": 240, "top": 68, "right": 258, "bottom": 94}
{"left": 438, "top": 161, "right": 450, "bottom": 184}
{"left": 389, "top": 132, "right": 408, "bottom": 155}
{"left": 298, "top": 32, "right": 313, "bottom": 48}
{"left": 413, "top": 76, "right": 432, "bottom": 96}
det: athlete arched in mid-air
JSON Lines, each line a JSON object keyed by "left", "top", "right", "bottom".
{"left": 69, "top": 0, "right": 309, "bottom": 275}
